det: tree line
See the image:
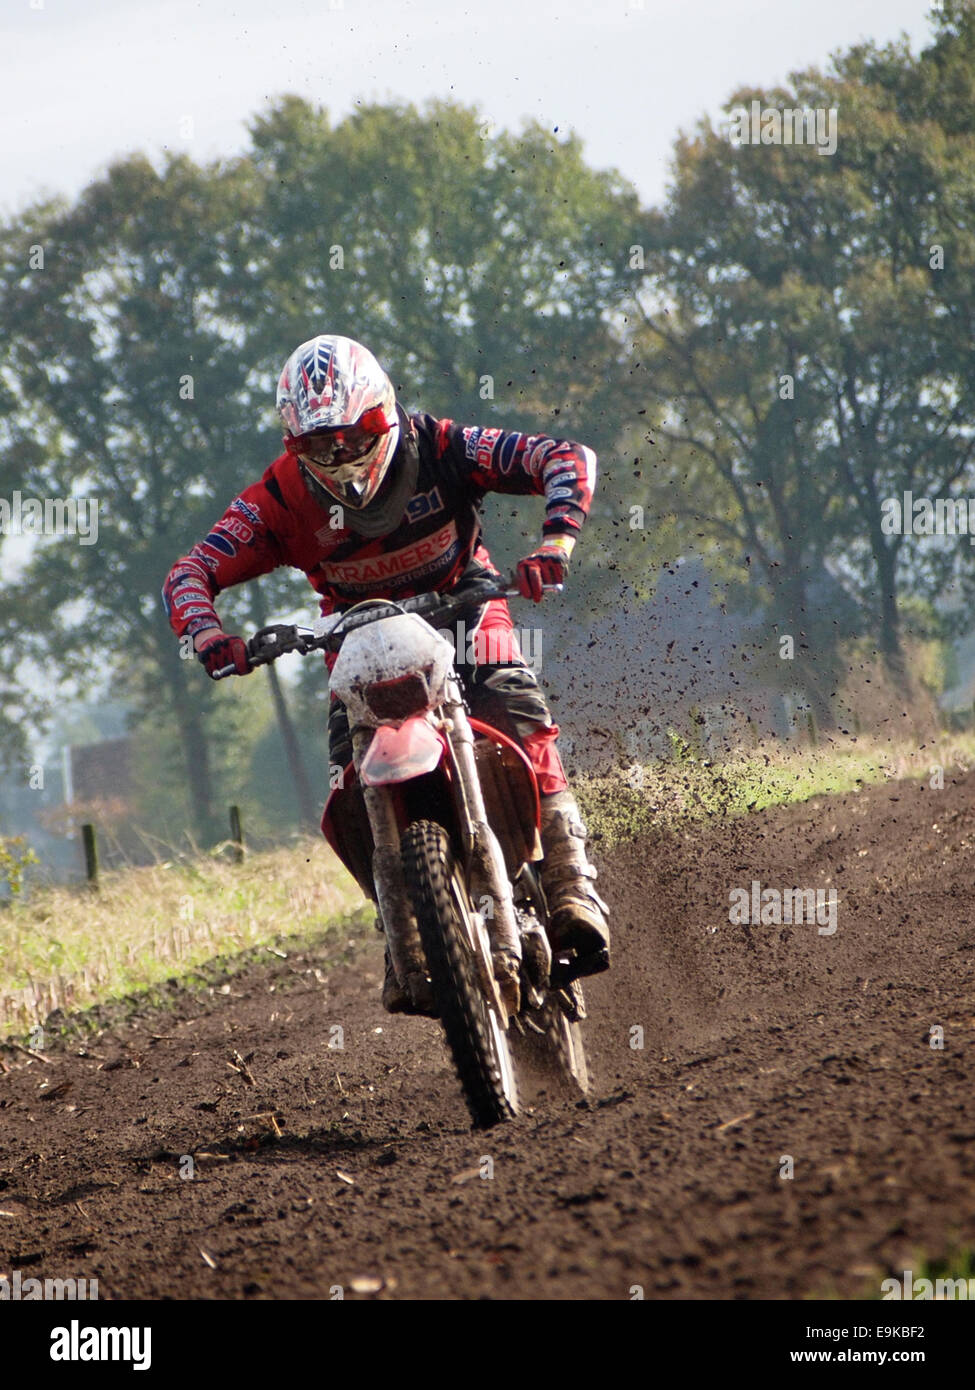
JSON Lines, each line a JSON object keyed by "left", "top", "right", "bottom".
{"left": 2, "top": 3, "right": 975, "bottom": 842}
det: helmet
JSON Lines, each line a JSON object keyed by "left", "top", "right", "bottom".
{"left": 276, "top": 335, "right": 417, "bottom": 536}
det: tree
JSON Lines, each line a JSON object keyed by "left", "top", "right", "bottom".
{"left": 629, "top": 13, "right": 975, "bottom": 706}
{"left": 0, "top": 154, "right": 266, "bottom": 840}
{"left": 235, "top": 97, "right": 644, "bottom": 442}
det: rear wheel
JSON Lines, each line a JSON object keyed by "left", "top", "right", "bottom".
{"left": 402, "top": 819, "right": 519, "bottom": 1128}
{"left": 513, "top": 985, "right": 590, "bottom": 1098}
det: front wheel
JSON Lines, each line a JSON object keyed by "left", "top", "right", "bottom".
{"left": 401, "top": 819, "right": 519, "bottom": 1128}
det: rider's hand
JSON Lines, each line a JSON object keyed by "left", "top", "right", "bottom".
{"left": 194, "top": 629, "right": 252, "bottom": 679}
{"left": 516, "top": 538, "right": 573, "bottom": 602}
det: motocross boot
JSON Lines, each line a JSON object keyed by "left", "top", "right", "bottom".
{"left": 381, "top": 941, "right": 438, "bottom": 1018}
{"left": 382, "top": 944, "right": 410, "bottom": 1013}
{"left": 538, "top": 790, "right": 610, "bottom": 977}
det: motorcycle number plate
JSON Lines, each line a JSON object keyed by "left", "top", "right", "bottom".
{"left": 359, "top": 717, "right": 445, "bottom": 786}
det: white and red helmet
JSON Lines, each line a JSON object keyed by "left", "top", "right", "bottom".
{"left": 277, "top": 335, "right": 416, "bottom": 534}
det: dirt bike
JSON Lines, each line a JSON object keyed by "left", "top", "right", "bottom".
{"left": 218, "top": 575, "right": 591, "bottom": 1128}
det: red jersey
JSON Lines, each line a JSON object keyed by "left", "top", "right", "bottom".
{"left": 163, "top": 412, "right": 596, "bottom": 640}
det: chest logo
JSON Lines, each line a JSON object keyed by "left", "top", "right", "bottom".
{"left": 405, "top": 485, "right": 444, "bottom": 524}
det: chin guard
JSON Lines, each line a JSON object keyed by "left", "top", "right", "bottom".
{"left": 300, "top": 404, "right": 419, "bottom": 538}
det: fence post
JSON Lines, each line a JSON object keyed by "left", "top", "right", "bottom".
{"left": 81, "top": 823, "right": 99, "bottom": 888}
{"left": 229, "top": 805, "right": 244, "bottom": 864}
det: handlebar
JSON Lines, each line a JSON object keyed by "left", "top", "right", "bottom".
{"left": 211, "top": 571, "right": 562, "bottom": 678}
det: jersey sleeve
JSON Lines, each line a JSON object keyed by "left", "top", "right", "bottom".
{"left": 423, "top": 414, "right": 597, "bottom": 537}
{"left": 161, "top": 482, "right": 287, "bottom": 641}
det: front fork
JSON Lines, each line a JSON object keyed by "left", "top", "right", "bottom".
{"left": 440, "top": 685, "right": 522, "bottom": 1012}
{"left": 352, "top": 682, "right": 523, "bottom": 1015}
{"left": 352, "top": 726, "right": 429, "bottom": 1003}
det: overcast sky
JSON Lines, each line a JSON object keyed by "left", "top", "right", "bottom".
{"left": 3, "top": 0, "right": 937, "bottom": 219}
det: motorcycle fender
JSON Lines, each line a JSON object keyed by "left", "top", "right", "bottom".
{"left": 359, "top": 716, "right": 446, "bottom": 786}
{"left": 321, "top": 772, "right": 376, "bottom": 896}
{"left": 470, "top": 720, "right": 543, "bottom": 871}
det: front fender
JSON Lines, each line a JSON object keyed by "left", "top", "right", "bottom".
{"left": 359, "top": 716, "right": 447, "bottom": 787}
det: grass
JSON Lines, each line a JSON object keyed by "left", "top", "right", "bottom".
{"left": 0, "top": 838, "right": 369, "bottom": 1042}
{"left": 896, "top": 1249, "right": 975, "bottom": 1298}
{"left": 5, "top": 729, "right": 974, "bottom": 1041}
{"left": 577, "top": 731, "right": 975, "bottom": 848}
{"left": 815, "top": 1247, "right": 975, "bottom": 1300}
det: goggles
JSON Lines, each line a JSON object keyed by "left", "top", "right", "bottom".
{"left": 285, "top": 406, "right": 392, "bottom": 470}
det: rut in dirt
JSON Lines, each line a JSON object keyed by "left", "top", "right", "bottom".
{"left": 1, "top": 768, "right": 974, "bottom": 1299}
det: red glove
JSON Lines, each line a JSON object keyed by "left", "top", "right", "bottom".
{"left": 195, "top": 631, "right": 252, "bottom": 679}
{"left": 516, "top": 541, "right": 571, "bottom": 602}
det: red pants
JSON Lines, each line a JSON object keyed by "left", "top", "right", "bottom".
{"left": 460, "top": 597, "right": 568, "bottom": 797}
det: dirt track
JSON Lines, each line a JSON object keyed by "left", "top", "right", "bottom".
{"left": 2, "top": 769, "right": 974, "bottom": 1300}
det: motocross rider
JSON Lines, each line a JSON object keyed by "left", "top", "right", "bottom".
{"left": 162, "top": 335, "right": 610, "bottom": 1012}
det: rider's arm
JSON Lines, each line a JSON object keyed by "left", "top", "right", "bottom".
{"left": 423, "top": 415, "right": 597, "bottom": 541}
{"left": 418, "top": 415, "right": 597, "bottom": 599}
{"left": 161, "top": 477, "right": 289, "bottom": 645}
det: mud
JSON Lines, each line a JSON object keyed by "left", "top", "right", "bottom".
{"left": 2, "top": 770, "right": 973, "bottom": 1300}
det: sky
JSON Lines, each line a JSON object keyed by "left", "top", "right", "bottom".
{"left": 2, "top": 0, "right": 938, "bottom": 219}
